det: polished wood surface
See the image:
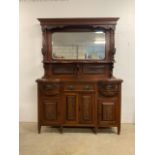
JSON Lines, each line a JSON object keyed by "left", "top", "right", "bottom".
{"left": 36, "top": 18, "right": 123, "bottom": 134}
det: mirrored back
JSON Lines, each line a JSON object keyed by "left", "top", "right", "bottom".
{"left": 52, "top": 32, "right": 106, "bottom": 60}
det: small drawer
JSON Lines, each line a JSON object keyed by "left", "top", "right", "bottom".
{"left": 64, "top": 84, "right": 76, "bottom": 90}
{"left": 100, "top": 84, "right": 119, "bottom": 91}
{"left": 80, "top": 84, "right": 94, "bottom": 91}
{"left": 41, "top": 83, "right": 60, "bottom": 95}
{"left": 43, "top": 83, "right": 59, "bottom": 90}
{"left": 99, "top": 91, "right": 118, "bottom": 97}
{"left": 64, "top": 83, "right": 95, "bottom": 91}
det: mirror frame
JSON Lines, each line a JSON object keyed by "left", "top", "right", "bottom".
{"left": 47, "top": 26, "right": 110, "bottom": 62}
{"left": 51, "top": 31, "right": 106, "bottom": 61}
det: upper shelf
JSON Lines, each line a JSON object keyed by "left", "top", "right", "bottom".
{"left": 38, "top": 18, "right": 119, "bottom": 26}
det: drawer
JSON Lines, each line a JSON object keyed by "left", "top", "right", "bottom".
{"left": 64, "top": 83, "right": 95, "bottom": 91}
{"left": 41, "top": 83, "right": 60, "bottom": 95}
{"left": 80, "top": 84, "right": 95, "bottom": 91}
{"left": 99, "top": 83, "right": 119, "bottom": 91}
{"left": 98, "top": 83, "right": 119, "bottom": 97}
{"left": 99, "top": 91, "right": 118, "bottom": 97}
{"left": 104, "top": 84, "right": 118, "bottom": 91}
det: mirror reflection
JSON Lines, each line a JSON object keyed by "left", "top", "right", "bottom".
{"left": 52, "top": 32, "right": 105, "bottom": 60}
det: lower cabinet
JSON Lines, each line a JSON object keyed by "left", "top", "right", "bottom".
{"left": 98, "top": 98, "right": 118, "bottom": 126}
{"left": 37, "top": 81, "right": 122, "bottom": 134}
{"left": 41, "top": 96, "right": 61, "bottom": 124}
{"left": 64, "top": 93, "right": 95, "bottom": 125}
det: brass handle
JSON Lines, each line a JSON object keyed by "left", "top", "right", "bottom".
{"left": 45, "top": 84, "right": 54, "bottom": 89}
{"left": 106, "top": 84, "right": 113, "bottom": 89}
{"left": 68, "top": 85, "right": 74, "bottom": 90}
{"left": 84, "top": 85, "right": 91, "bottom": 90}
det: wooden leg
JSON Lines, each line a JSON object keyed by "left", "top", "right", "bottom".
{"left": 38, "top": 124, "right": 41, "bottom": 134}
{"left": 117, "top": 126, "right": 121, "bottom": 135}
{"left": 59, "top": 126, "right": 63, "bottom": 133}
{"left": 92, "top": 127, "right": 98, "bottom": 134}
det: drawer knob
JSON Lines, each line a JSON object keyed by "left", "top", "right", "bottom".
{"left": 84, "top": 85, "right": 91, "bottom": 90}
{"left": 45, "top": 84, "right": 54, "bottom": 89}
{"left": 106, "top": 84, "right": 113, "bottom": 89}
{"left": 68, "top": 85, "right": 74, "bottom": 90}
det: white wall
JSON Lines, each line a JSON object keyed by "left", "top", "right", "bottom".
{"left": 19, "top": 0, "right": 134, "bottom": 123}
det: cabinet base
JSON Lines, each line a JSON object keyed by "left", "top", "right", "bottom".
{"left": 38, "top": 125, "right": 121, "bottom": 134}
{"left": 117, "top": 125, "right": 121, "bottom": 135}
{"left": 38, "top": 124, "right": 41, "bottom": 134}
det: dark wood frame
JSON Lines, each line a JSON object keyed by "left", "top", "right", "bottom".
{"left": 36, "top": 18, "right": 123, "bottom": 134}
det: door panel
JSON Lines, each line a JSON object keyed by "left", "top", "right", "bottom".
{"left": 79, "top": 93, "right": 94, "bottom": 124}
{"left": 98, "top": 98, "right": 117, "bottom": 125}
{"left": 101, "top": 103, "right": 115, "bottom": 121}
{"left": 44, "top": 101, "right": 57, "bottom": 120}
{"left": 64, "top": 94, "right": 78, "bottom": 124}
{"left": 42, "top": 97, "right": 61, "bottom": 124}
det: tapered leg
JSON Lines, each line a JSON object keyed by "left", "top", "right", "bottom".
{"left": 59, "top": 126, "right": 63, "bottom": 133}
{"left": 92, "top": 127, "right": 98, "bottom": 134}
{"left": 38, "top": 124, "right": 41, "bottom": 134}
{"left": 117, "top": 126, "right": 121, "bottom": 135}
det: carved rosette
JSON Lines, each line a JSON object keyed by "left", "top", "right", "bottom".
{"left": 108, "top": 27, "right": 115, "bottom": 62}
{"left": 41, "top": 26, "right": 48, "bottom": 61}
{"left": 108, "top": 63, "right": 114, "bottom": 77}
{"left": 43, "top": 63, "right": 51, "bottom": 78}
{"left": 98, "top": 82, "right": 119, "bottom": 97}
{"left": 111, "top": 48, "right": 116, "bottom": 62}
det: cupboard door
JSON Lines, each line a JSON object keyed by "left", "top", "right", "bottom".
{"left": 64, "top": 94, "right": 78, "bottom": 124}
{"left": 42, "top": 96, "right": 61, "bottom": 124}
{"left": 79, "top": 93, "right": 94, "bottom": 124}
{"left": 98, "top": 98, "right": 117, "bottom": 125}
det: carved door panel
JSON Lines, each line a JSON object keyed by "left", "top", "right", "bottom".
{"left": 42, "top": 96, "right": 61, "bottom": 124}
{"left": 79, "top": 93, "right": 94, "bottom": 124}
{"left": 64, "top": 93, "right": 78, "bottom": 124}
{"left": 98, "top": 98, "right": 117, "bottom": 125}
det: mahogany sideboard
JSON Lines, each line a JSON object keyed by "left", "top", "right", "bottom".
{"left": 36, "top": 18, "right": 123, "bottom": 134}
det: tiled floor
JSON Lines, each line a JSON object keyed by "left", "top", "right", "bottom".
{"left": 20, "top": 123, "right": 134, "bottom": 155}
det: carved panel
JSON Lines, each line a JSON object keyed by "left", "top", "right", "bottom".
{"left": 41, "top": 27, "right": 50, "bottom": 62}
{"left": 65, "top": 95, "right": 78, "bottom": 122}
{"left": 111, "top": 48, "right": 116, "bottom": 62}
{"left": 43, "top": 98, "right": 59, "bottom": 121}
{"left": 80, "top": 94, "right": 94, "bottom": 124}
{"left": 98, "top": 82, "right": 119, "bottom": 97}
{"left": 83, "top": 65, "right": 105, "bottom": 74}
{"left": 81, "top": 96, "right": 91, "bottom": 120}
{"left": 52, "top": 64, "right": 75, "bottom": 74}
{"left": 98, "top": 100, "right": 116, "bottom": 124}
{"left": 101, "top": 103, "right": 115, "bottom": 121}
{"left": 43, "top": 64, "right": 52, "bottom": 78}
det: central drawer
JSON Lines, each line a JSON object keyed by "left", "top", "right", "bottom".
{"left": 64, "top": 83, "right": 95, "bottom": 91}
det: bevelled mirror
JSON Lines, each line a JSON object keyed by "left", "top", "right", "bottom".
{"left": 51, "top": 31, "right": 106, "bottom": 60}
